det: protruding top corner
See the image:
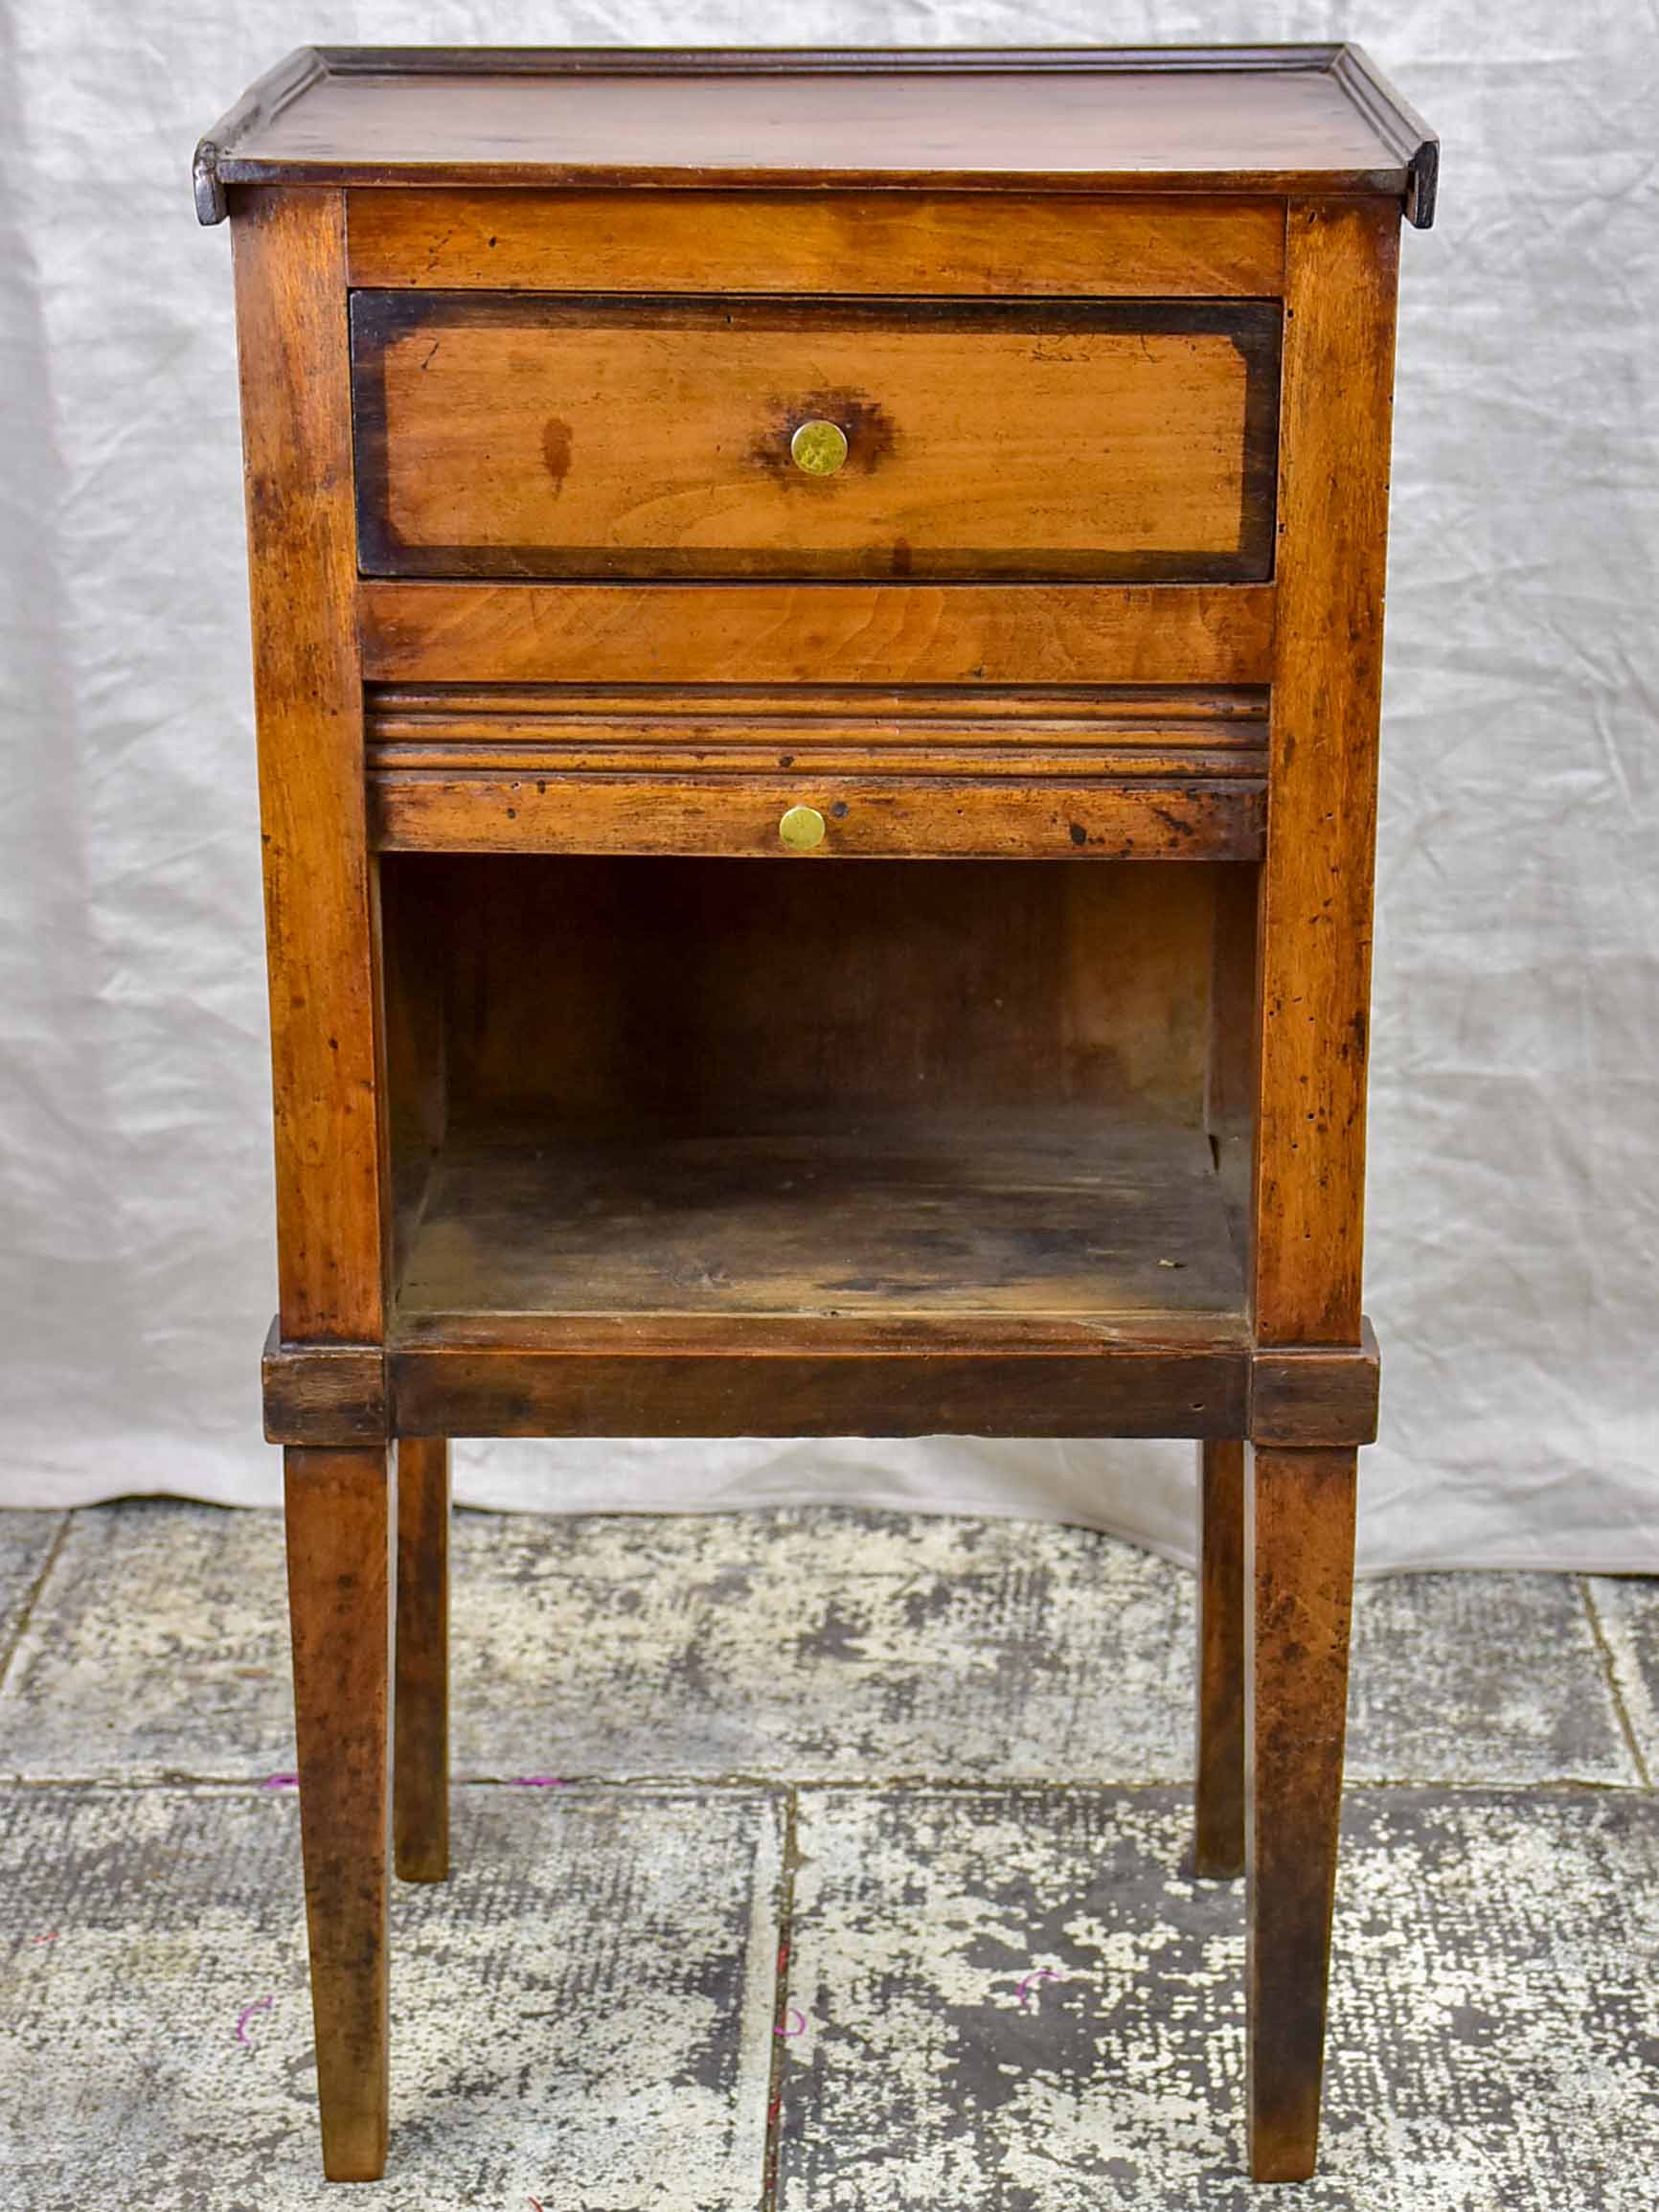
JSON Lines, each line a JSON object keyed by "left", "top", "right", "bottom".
{"left": 192, "top": 46, "right": 330, "bottom": 230}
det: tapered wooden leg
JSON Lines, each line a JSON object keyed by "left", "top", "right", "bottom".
{"left": 284, "top": 1447, "right": 394, "bottom": 2183}
{"left": 1246, "top": 1445, "right": 1357, "bottom": 2183}
{"left": 1194, "top": 1438, "right": 1246, "bottom": 1877}
{"left": 394, "top": 1436, "right": 450, "bottom": 1882}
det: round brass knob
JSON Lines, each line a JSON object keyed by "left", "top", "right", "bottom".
{"left": 779, "top": 804, "right": 827, "bottom": 852}
{"left": 789, "top": 419, "right": 849, "bottom": 476}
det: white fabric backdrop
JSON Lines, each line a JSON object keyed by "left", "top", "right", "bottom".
{"left": 2, "top": 1, "right": 1655, "bottom": 1569}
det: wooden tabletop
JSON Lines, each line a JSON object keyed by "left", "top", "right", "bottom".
{"left": 195, "top": 46, "right": 1437, "bottom": 228}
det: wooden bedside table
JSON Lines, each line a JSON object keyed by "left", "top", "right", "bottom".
{"left": 196, "top": 44, "right": 1437, "bottom": 2185}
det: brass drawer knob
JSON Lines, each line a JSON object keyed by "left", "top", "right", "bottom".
{"left": 789, "top": 419, "right": 849, "bottom": 476}
{"left": 779, "top": 804, "right": 827, "bottom": 851}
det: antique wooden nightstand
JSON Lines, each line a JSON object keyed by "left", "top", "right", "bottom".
{"left": 196, "top": 45, "right": 1436, "bottom": 2185}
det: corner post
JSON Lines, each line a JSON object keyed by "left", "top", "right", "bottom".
{"left": 1245, "top": 194, "right": 1399, "bottom": 2182}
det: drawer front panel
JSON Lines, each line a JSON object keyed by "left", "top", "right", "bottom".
{"left": 363, "top": 681, "right": 1268, "bottom": 861}
{"left": 351, "top": 293, "right": 1281, "bottom": 582}
{"left": 369, "top": 769, "right": 1264, "bottom": 861}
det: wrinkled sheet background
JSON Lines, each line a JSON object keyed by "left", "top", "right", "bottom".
{"left": 1, "top": 1, "right": 1655, "bottom": 1569}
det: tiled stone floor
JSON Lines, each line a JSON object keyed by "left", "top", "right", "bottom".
{"left": 0, "top": 1499, "right": 1655, "bottom": 2208}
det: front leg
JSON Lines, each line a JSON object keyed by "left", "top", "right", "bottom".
{"left": 285, "top": 1446, "right": 395, "bottom": 2181}
{"left": 1245, "top": 1444, "right": 1357, "bottom": 2182}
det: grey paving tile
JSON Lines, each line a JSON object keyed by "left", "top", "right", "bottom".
{"left": 0, "top": 1781, "right": 781, "bottom": 2210}
{"left": 5, "top": 1503, "right": 1638, "bottom": 1793}
{"left": 0, "top": 1499, "right": 293, "bottom": 1781}
{"left": 1585, "top": 1576, "right": 1659, "bottom": 1783}
{"left": 0, "top": 1513, "right": 62, "bottom": 1674}
{"left": 1346, "top": 1572, "right": 1639, "bottom": 1787}
{"left": 777, "top": 1785, "right": 1659, "bottom": 2211}
{"left": 0, "top": 1500, "right": 1196, "bottom": 1786}
{"left": 450, "top": 1505, "right": 1193, "bottom": 1785}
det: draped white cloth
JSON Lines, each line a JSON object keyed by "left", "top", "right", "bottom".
{"left": 2, "top": 0, "right": 1655, "bottom": 1570}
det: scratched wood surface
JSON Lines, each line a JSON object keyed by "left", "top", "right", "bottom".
{"left": 232, "top": 189, "right": 387, "bottom": 1342}
{"left": 369, "top": 769, "right": 1264, "bottom": 862}
{"left": 352, "top": 294, "right": 1279, "bottom": 582}
{"left": 202, "top": 48, "right": 1427, "bottom": 202}
{"left": 394, "top": 1111, "right": 1244, "bottom": 1324}
{"left": 284, "top": 1446, "right": 394, "bottom": 2180}
{"left": 1252, "top": 198, "right": 1399, "bottom": 1346}
{"left": 1245, "top": 1443, "right": 1359, "bottom": 2181}
{"left": 345, "top": 189, "right": 1288, "bottom": 295}
{"left": 357, "top": 581, "right": 1277, "bottom": 689}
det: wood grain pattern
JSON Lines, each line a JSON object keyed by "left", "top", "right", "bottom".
{"left": 1251, "top": 1320, "right": 1381, "bottom": 1447}
{"left": 233, "top": 189, "right": 387, "bottom": 1341}
{"left": 389, "top": 1334, "right": 1247, "bottom": 1441}
{"left": 366, "top": 679, "right": 1271, "bottom": 740}
{"left": 198, "top": 47, "right": 1431, "bottom": 211}
{"left": 412, "top": 854, "right": 1216, "bottom": 1130}
{"left": 284, "top": 1446, "right": 394, "bottom": 2181}
{"left": 394, "top": 1112, "right": 1245, "bottom": 1322}
{"left": 378, "top": 855, "right": 448, "bottom": 1286}
{"left": 394, "top": 1435, "right": 450, "bottom": 1883}
{"left": 261, "top": 1319, "right": 386, "bottom": 1446}
{"left": 1204, "top": 860, "right": 1260, "bottom": 1137}
{"left": 1195, "top": 1436, "right": 1246, "bottom": 1878}
{"left": 357, "top": 582, "right": 1278, "bottom": 689}
{"left": 207, "top": 52, "right": 1431, "bottom": 2185}
{"left": 346, "top": 188, "right": 1287, "bottom": 296}
{"left": 369, "top": 769, "right": 1264, "bottom": 862}
{"left": 385, "top": 1103, "right": 1251, "bottom": 1437}
{"left": 1253, "top": 198, "right": 1399, "bottom": 1344}
{"left": 352, "top": 294, "right": 1280, "bottom": 583}
{"left": 1246, "top": 1444, "right": 1358, "bottom": 2182}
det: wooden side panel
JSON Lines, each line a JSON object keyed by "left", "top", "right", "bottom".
{"left": 1253, "top": 199, "right": 1398, "bottom": 1343}
{"left": 358, "top": 582, "right": 1277, "bottom": 688}
{"left": 284, "top": 1447, "right": 394, "bottom": 2180}
{"left": 234, "top": 189, "right": 386, "bottom": 1340}
{"left": 346, "top": 188, "right": 1288, "bottom": 295}
{"left": 421, "top": 859, "right": 1218, "bottom": 1129}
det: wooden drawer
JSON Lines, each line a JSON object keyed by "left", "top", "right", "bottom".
{"left": 363, "top": 682, "right": 1268, "bottom": 860}
{"left": 351, "top": 293, "right": 1281, "bottom": 583}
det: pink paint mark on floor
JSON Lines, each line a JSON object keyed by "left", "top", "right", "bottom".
{"left": 1017, "top": 1967, "right": 1063, "bottom": 2011}
{"left": 509, "top": 1777, "right": 571, "bottom": 1788}
{"left": 236, "top": 1995, "right": 274, "bottom": 2046}
{"left": 775, "top": 2006, "right": 808, "bottom": 2039}
{"left": 30, "top": 1933, "right": 58, "bottom": 1945}
{"left": 261, "top": 1773, "right": 299, "bottom": 1790}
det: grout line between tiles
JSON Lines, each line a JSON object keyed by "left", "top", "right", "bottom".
{"left": 761, "top": 1785, "right": 801, "bottom": 2212}
{"left": 1579, "top": 1574, "right": 1652, "bottom": 1790}
{"left": 2, "top": 1769, "right": 1652, "bottom": 1797}
{"left": 0, "top": 1515, "right": 72, "bottom": 1699}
